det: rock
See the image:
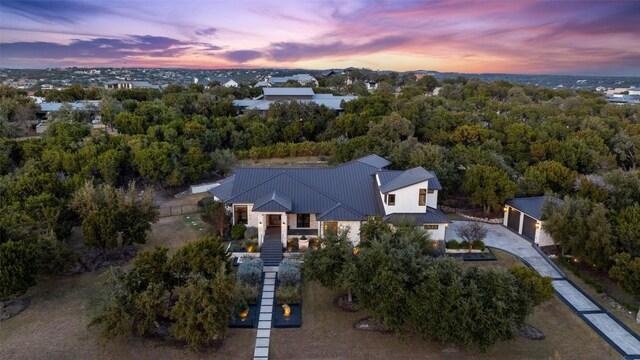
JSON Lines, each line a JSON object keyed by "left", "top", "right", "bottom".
{"left": 0, "top": 299, "right": 29, "bottom": 321}
{"left": 353, "top": 317, "right": 392, "bottom": 334}
{"left": 517, "top": 323, "right": 545, "bottom": 340}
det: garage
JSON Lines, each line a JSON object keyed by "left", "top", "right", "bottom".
{"left": 507, "top": 207, "right": 521, "bottom": 232}
{"left": 522, "top": 214, "right": 537, "bottom": 240}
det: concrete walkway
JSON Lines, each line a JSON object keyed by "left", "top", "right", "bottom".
{"left": 446, "top": 221, "right": 640, "bottom": 360}
{"left": 253, "top": 265, "right": 278, "bottom": 360}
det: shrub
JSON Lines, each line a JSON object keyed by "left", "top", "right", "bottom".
{"left": 244, "top": 239, "right": 259, "bottom": 253}
{"left": 276, "top": 284, "right": 300, "bottom": 305}
{"left": 231, "top": 223, "right": 247, "bottom": 240}
{"left": 197, "top": 196, "right": 216, "bottom": 208}
{"left": 472, "top": 240, "right": 486, "bottom": 251}
{"left": 227, "top": 241, "right": 243, "bottom": 252}
{"left": 244, "top": 226, "right": 258, "bottom": 240}
{"left": 446, "top": 240, "right": 460, "bottom": 249}
{"left": 508, "top": 266, "right": 554, "bottom": 306}
{"left": 237, "top": 258, "right": 263, "bottom": 287}
{"left": 609, "top": 253, "right": 640, "bottom": 298}
{"left": 236, "top": 284, "right": 260, "bottom": 305}
{"left": 460, "top": 240, "right": 469, "bottom": 249}
{"left": 278, "top": 259, "right": 302, "bottom": 286}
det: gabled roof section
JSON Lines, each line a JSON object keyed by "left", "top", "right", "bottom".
{"left": 506, "top": 196, "right": 563, "bottom": 221}
{"left": 356, "top": 154, "right": 391, "bottom": 169}
{"left": 209, "top": 175, "right": 235, "bottom": 201}
{"left": 252, "top": 191, "right": 292, "bottom": 212}
{"left": 379, "top": 167, "right": 434, "bottom": 193}
{"left": 317, "top": 203, "right": 364, "bottom": 221}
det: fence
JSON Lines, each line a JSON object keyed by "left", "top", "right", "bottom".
{"left": 158, "top": 204, "right": 201, "bottom": 218}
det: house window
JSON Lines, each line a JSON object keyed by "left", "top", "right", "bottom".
{"left": 323, "top": 221, "right": 338, "bottom": 234}
{"left": 419, "top": 189, "right": 426, "bottom": 206}
{"left": 297, "top": 214, "right": 311, "bottom": 228}
{"left": 387, "top": 194, "right": 396, "bottom": 206}
{"left": 428, "top": 189, "right": 435, "bottom": 194}
{"left": 424, "top": 224, "right": 439, "bottom": 230}
{"left": 234, "top": 205, "right": 248, "bottom": 224}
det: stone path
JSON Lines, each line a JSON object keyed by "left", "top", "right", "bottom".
{"left": 253, "top": 266, "right": 278, "bottom": 360}
{"left": 446, "top": 221, "right": 640, "bottom": 360}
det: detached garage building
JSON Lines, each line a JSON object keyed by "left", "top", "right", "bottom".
{"left": 503, "top": 196, "right": 558, "bottom": 247}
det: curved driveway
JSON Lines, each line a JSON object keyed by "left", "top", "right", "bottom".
{"left": 446, "top": 221, "right": 640, "bottom": 360}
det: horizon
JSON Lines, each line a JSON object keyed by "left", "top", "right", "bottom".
{"left": 1, "top": 1, "right": 639, "bottom": 76}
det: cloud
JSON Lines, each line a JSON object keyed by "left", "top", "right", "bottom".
{"left": 266, "top": 36, "right": 411, "bottom": 62}
{"left": 221, "top": 50, "right": 263, "bottom": 63}
{"left": 0, "top": 34, "right": 221, "bottom": 60}
{"left": 195, "top": 27, "right": 217, "bottom": 36}
{"left": 0, "top": 0, "right": 111, "bottom": 24}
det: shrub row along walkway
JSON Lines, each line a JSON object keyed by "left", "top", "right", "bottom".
{"left": 253, "top": 266, "right": 278, "bottom": 360}
{"left": 446, "top": 221, "right": 640, "bottom": 360}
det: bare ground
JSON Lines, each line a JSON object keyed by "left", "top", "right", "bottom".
{"left": 0, "top": 215, "right": 255, "bottom": 360}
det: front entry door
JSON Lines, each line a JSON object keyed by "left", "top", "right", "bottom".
{"left": 268, "top": 214, "right": 281, "bottom": 227}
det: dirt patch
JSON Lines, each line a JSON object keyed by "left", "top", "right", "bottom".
{"left": 65, "top": 246, "right": 137, "bottom": 275}
{"left": 334, "top": 293, "right": 358, "bottom": 312}
{"left": 238, "top": 156, "right": 329, "bottom": 168}
{"left": 517, "top": 323, "right": 545, "bottom": 340}
{"left": 353, "top": 317, "right": 392, "bottom": 334}
{"left": 0, "top": 299, "right": 29, "bottom": 321}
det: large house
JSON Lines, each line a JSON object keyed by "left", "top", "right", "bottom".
{"left": 210, "top": 155, "right": 449, "bottom": 248}
{"left": 104, "top": 80, "right": 160, "bottom": 90}
{"left": 233, "top": 87, "right": 357, "bottom": 114}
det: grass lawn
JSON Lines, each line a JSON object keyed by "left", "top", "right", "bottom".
{"left": 0, "top": 214, "right": 255, "bottom": 360}
{"left": 270, "top": 251, "right": 618, "bottom": 360}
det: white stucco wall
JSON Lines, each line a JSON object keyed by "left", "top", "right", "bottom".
{"left": 319, "top": 221, "right": 362, "bottom": 245}
{"left": 287, "top": 213, "right": 318, "bottom": 229}
{"left": 426, "top": 189, "right": 438, "bottom": 208}
{"left": 536, "top": 226, "right": 555, "bottom": 247}
{"left": 424, "top": 224, "right": 446, "bottom": 241}
{"left": 381, "top": 181, "right": 429, "bottom": 215}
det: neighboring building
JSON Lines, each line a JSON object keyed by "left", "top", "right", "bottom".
{"left": 629, "top": 87, "right": 640, "bottom": 96}
{"left": 607, "top": 94, "right": 640, "bottom": 104}
{"left": 253, "top": 80, "right": 272, "bottom": 88}
{"left": 503, "top": 196, "right": 561, "bottom": 247}
{"left": 233, "top": 87, "right": 357, "bottom": 113}
{"left": 195, "top": 77, "right": 239, "bottom": 88}
{"left": 365, "top": 80, "right": 379, "bottom": 92}
{"left": 210, "top": 154, "right": 448, "bottom": 247}
{"left": 35, "top": 101, "right": 102, "bottom": 133}
{"left": 104, "top": 80, "right": 161, "bottom": 90}
{"left": 265, "top": 74, "right": 318, "bottom": 87}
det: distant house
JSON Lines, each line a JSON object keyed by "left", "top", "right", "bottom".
{"left": 35, "top": 100, "right": 102, "bottom": 133}
{"left": 607, "top": 94, "right": 640, "bottom": 105}
{"left": 503, "top": 196, "right": 561, "bottom": 247}
{"left": 104, "top": 80, "right": 160, "bottom": 90}
{"left": 365, "top": 80, "right": 379, "bottom": 92}
{"left": 233, "top": 87, "right": 356, "bottom": 113}
{"left": 253, "top": 80, "right": 272, "bottom": 88}
{"left": 210, "top": 154, "right": 448, "bottom": 247}
{"left": 196, "top": 77, "right": 238, "bottom": 88}
{"left": 266, "top": 74, "right": 318, "bottom": 87}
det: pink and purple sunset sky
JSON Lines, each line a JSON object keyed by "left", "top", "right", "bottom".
{"left": 1, "top": 0, "right": 639, "bottom": 76}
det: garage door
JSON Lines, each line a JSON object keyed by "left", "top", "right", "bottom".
{"left": 522, "top": 215, "right": 537, "bottom": 241}
{"left": 507, "top": 208, "right": 521, "bottom": 232}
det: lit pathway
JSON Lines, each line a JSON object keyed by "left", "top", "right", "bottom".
{"left": 446, "top": 221, "right": 640, "bottom": 360}
{"left": 253, "top": 266, "right": 278, "bottom": 360}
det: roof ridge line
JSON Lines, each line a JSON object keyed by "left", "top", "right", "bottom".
{"left": 226, "top": 171, "right": 288, "bottom": 203}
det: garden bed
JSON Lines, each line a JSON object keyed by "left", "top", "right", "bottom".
{"left": 448, "top": 248, "right": 497, "bottom": 261}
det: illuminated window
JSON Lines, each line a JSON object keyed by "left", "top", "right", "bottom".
{"left": 423, "top": 224, "right": 439, "bottom": 230}
{"left": 419, "top": 189, "right": 426, "bottom": 206}
{"left": 234, "top": 205, "right": 248, "bottom": 224}
{"left": 323, "top": 221, "right": 338, "bottom": 234}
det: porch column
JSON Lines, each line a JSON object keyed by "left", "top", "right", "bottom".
{"left": 258, "top": 214, "right": 265, "bottom": 246}
{"left": 280, "top": 213, "right": 287, "bottom": 248}
{"left": 503, "top": 205, "right": 509, "bottom": 226}
{"left": 518, "top": 212, "right": 524, "bottom": 234}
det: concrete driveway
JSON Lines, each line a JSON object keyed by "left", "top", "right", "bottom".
{"left": 445, "top": 220, "right": 640, "bottom": 359}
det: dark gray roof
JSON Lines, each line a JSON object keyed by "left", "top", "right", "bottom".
{"left": 253, "top": 191, "right": 292, "bottom": 212}
{"left": 263, "top": 87, "right": 314, "bottom": 96}
{"left": 378, "top": 167, "right": 439, "bottom": 193}
{"left": 209, "top": 155, "right": 440, "bottom": 221}
{"left": 210, "top": 175, "right": 235, "bottom": 201}
{"left": 383, "top": 207, "right": 450, "bottom": 224}
{"left": 357, "top": 154, "right": 391, "bottom": 169}
{"left": 506, "top": 196, "right": 562, "bottom": 220}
